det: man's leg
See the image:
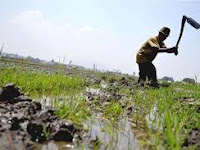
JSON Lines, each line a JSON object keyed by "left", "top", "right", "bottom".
{"left": 138, "top": 63, "right": 147, "bottom": 85}
{"left": 147, "top": 63, "right": 158, "bottom": 86}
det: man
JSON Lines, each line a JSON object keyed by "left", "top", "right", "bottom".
{"left": 136, "top": 27, "right": 178, "bottom": 87}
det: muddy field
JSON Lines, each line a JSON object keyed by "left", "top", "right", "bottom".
{"left": 1, "top": 59, "right": 200, "bottom": 150}
{"left": 0, "top": 84, "right": 83, "bottom": 150}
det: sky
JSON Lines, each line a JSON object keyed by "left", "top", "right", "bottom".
{"left": 0, "top": 0, "right": 200, "bottom": 81}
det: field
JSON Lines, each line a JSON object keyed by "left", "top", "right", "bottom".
{"left": 0, "top": 58, "right": 200, "bottom": 150}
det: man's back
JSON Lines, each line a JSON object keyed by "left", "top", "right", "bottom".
{"left": 136, "top": 36, "right": 166, "bottom": 63}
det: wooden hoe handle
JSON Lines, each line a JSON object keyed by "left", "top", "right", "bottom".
{"left": 175, "top": 16, "right": 187, "bottom": 55}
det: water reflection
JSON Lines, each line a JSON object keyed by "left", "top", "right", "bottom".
{"left": 34, "top": 91, "right": 140, "bottom": 150}
{"left": 86, "top": 116, "right": 140, "bottom": 150}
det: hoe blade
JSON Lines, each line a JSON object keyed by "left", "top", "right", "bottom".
{"left": 187, "top": 17, "right": 200, "bottom": 29}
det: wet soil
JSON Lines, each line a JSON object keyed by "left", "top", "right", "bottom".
{"left": 86, "top": 87, "right": 136, "bottom": 117}
{"left": 1, "top": 61, "right": 199, "bottom": 150}
{"left": 183, "top": 128, "right": 200, "bottom": 149}
{"left": 0, "top": 83, "right": 82, "bottom": 150}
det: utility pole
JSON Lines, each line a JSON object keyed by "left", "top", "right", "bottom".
{"left": 0, "top": 43, "right": 4, "bottom": 59}
{"left": 93, "top": 63, "right": 97, "bottom": 71}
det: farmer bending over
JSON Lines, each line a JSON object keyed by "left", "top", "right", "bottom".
{"left": 136, "top": 27, "right": 178, "bottom": 87}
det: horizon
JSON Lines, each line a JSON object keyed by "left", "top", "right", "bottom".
{"left": 2, "top": 51, "right": 197, "bottom": 82}
{"left": 0, "top": 0, "right": 200, "bottom": 81}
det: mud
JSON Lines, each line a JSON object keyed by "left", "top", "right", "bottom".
{"left": 183, "top": 128, "right": 200, "bottom": 149}
{"left": 0, "top": 83, "right": 82, "bottom": 150}
{"left": 86, "top": 86, "right": 137, "bottom": 119}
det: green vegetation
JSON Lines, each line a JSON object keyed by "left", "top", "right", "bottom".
{"left": 0, "top": 67, "right": 85, "bottom": 97}
{"left": 130, "top": 83, "right": 200, "bottom": 149}
{"left": 1, "top": 60, "right": 200, "bottom": 149}
{"left": 104, "top": 101, "right": 124, "bottom": 119}
{"left": 0, "top": 67, "right": 90, "bottom": 126}
{"left": 55, "top": 96, "right": 91, "bottom": 125}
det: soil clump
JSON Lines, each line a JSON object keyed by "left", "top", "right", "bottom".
{"left": 0, "top": 83, "right": 82, "bottom": 150}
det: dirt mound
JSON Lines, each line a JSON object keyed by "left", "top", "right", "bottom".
{"left": 0, "top": 83, "right": 82, "bottom": 150}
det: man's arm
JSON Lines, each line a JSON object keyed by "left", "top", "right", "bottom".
{"left": 157, "top": 47, "right": 178, "bottom": 54}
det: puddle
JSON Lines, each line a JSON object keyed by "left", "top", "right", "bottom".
{"left": 33, "top": 95, "right": 140, "bottom": 150}
{"left": 32, "top": 117, "right": 140, "bottom": 150}
{"left": 32, "top": 114, "right": 140, "bottom": 150}
{"left": 38, "top": 94, "right": 83, "bottom": 109}
{"left": 100, "top": 80, "right": 108, "bottom": 89}
{"left": 145, "top": 104, "right": 163, "bottom": 131}
{"left": 32, "top": 90, "right": 140, "bottom": 150}
{"left": 34, "top": 141, "right": 80, "bottom": 150}
{"left": 145, "top": 104, "right": 158, "bottom": 129}
{"left": 86, "top": 87, "right": 101, "bottom": 95}
{"left": 39, "top": 96, "right": 56, "bottom": 108}
{"left": 85, "top": 116, "right": 140, "bottom": 150}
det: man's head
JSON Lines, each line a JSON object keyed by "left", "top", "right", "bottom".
{"left": 158, "top": 27, "right": 170, "bottom": 42}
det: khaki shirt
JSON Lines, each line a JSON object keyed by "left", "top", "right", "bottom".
{"left": 136, "top": 36, "right": 166, "bottom": 63}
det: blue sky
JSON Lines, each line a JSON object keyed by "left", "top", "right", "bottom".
{"left": 0, "top": 0, "right": 200, "bottom": 81}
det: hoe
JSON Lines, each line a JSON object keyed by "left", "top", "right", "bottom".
{"left": 175, "top": 15, "right": 200, "bottom": 55}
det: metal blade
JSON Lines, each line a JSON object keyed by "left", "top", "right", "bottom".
{"left": 187, "top": 17, "right": 200, "bottom": 29}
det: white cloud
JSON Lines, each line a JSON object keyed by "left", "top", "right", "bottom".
{"left": 10, "top": 10, "right": 44, "bottom": 24}
{"left": 1, "top": 10, "right": 134, "bottom": 74}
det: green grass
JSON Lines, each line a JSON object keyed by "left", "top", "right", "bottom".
{"left": 0, "top": 67, "right": 85, "bottom": 97}
{"left": 0, "top": 67, "right": 91, "bottom": 126}
{"left": 104, "top": 100, "right": 124, "bottom": 120}
{"left": 55, "top": 95, "right": 91, "bottom": 125}
{"left": 129, "top": 83, "right": 200, "bottom": 149}
{"left": 1, "top": 63, "right": 200, "bottom": 149}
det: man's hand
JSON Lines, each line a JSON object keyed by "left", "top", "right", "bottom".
{"left": 167, "top": 47, "right": 178, "bottom": 55}
{"left": 174, "top": 46, "right": 178, "bottom": 55}
{"left": 167, "top": 47, "right": 175, "bottom": 53}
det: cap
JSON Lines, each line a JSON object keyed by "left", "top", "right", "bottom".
{"left": 159, "top": 27, "right": 170, "bottom": 36}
